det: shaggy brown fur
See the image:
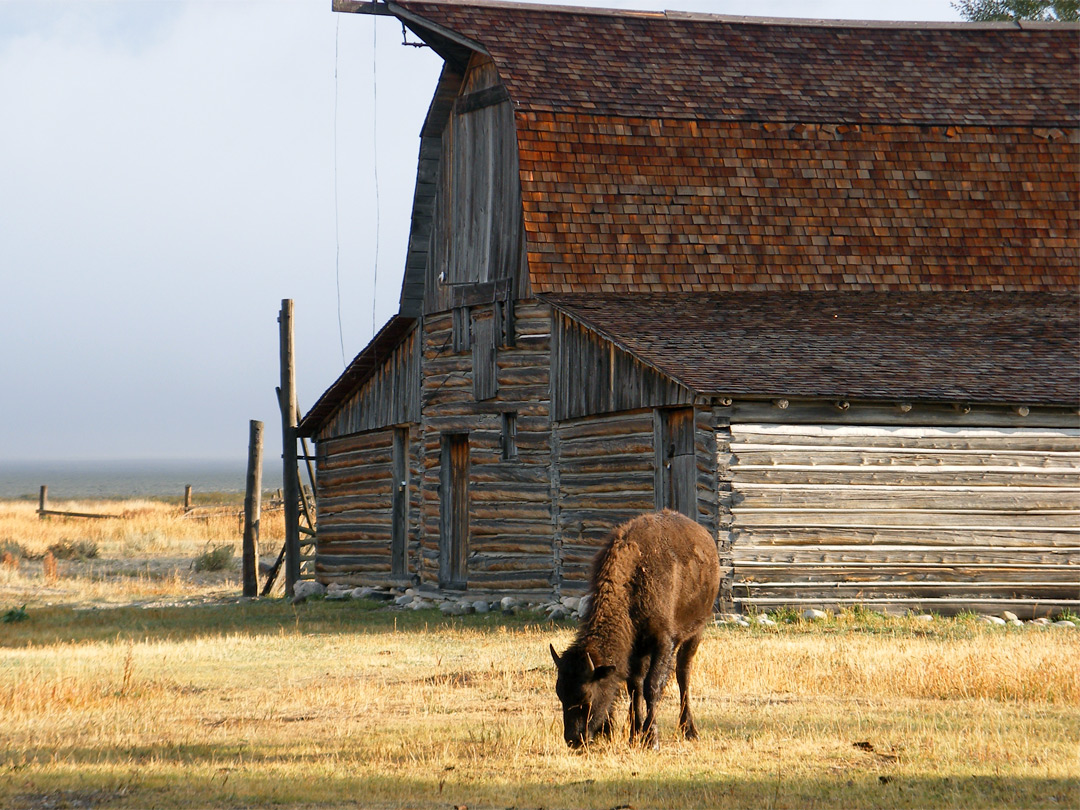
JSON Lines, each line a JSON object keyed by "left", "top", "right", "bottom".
{"left": 550, "top": 510, "right": 721, "bottom": 748}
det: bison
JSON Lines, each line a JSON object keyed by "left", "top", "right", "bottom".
{"left": 550, "top": 510, "right": 721, "bottom": 749}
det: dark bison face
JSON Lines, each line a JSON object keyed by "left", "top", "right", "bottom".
{"left": 550, "top": 644, "right": 617, "bottom": 748}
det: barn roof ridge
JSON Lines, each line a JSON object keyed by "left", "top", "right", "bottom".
{"left": 386, "top": 0, "right": 1078, "bottom": 30}
{"left": 392, "top": 0, "right": 1080, "bottom": 129}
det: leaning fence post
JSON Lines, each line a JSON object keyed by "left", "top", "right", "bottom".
{"left": 184, "top": 485, "right": 193, "bottom": 512}
{"left": 38, "top": 485, "right": 48, "bottom": 519}
{"left": 243, "top": 420, "right": 264, "bottom": 597}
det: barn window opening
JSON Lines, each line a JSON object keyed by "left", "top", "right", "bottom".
{"left": 495, "top": 298, "right": 516, "bottom": 347}
{"left": 501, "top": 412, "right": 518, "bottom": 460}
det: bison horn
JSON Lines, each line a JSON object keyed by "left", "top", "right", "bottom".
{"left": 549, "top": 644, "right": 561, "bottom": 666}
{"left": 584, "top": 651, "right": 596, "bottom": 675}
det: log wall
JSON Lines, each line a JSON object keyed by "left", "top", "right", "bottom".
{"left": 554, "top": 409, "right": 659, "bottom": 592}
{"left": 727, "top": 423, "right": 1080, "bottom": 617}
{"left": 418, "top": 299, "right": 555, "bottom": 592}
{"left": 314, "top": 426, "right": 422, "bottom": 586}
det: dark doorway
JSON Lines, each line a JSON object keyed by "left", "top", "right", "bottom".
{"left": 656, "top": 407, "right": 696, "bottom": 518}
{"left": 439, "top": 433, "right": 470, "bottom": 589}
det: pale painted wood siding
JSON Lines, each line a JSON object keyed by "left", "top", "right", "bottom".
{"left": 418, "top": 300, "right": 554, "bottom": 592}
{"left": 728, "top": 424, "right": 1080, "bottom": 616}
{"left": 314, "top": 426, "right": 421, "bottom": 586}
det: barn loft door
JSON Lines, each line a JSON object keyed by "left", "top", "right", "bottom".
{"left": 656, "top": 407, "right": 696, "bottom": 518}
{"left": 439, "top": 433, "right": 470, "bottom": 589}
{"left": 391, "top": 426, "right": 409, "bottom": 579}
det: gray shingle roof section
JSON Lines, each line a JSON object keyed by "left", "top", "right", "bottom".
{"left": 544, "top": 291, "right": 1080, "bottom": 405}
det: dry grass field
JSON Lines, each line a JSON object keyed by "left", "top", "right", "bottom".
{"left": 0, "top": 499, "right": 284, "bottom": 607}
{"left": 0, "top": 500, "right": 1077, "bottom": 809}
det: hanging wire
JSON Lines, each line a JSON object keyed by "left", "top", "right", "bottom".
{"left": 371, "top": 14, "right": 381, "bottom": 340}
{"left": 333, "top": 15, "right": 347, "bottom": 368}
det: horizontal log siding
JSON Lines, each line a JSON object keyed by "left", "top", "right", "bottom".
{"left": 317, "top": 327, "right": 421, "bottom": 440}
{"left": 728, "top": 424, "right": 1080, "bottom": 617}
{"left": 419, "top": 300, "right": 554, "bottom": 592}
{"left": 555, "top": 409, "right": 658, "bottom": 593}
{"left": 551, "top": 309, "right": 694, "bottom": 422}
{"left": 315, "top": 427, "right": 421, "bottom": 586}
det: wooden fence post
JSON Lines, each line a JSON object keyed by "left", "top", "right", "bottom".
{"left": 243, "top": 420, "right": 264, "bottom": 597}
{"left": 184, "top": 485, "right": 193, "bottom": 512}
{"left": 279, "top": 299, "right": 301, "bottom": 597}
{"left": 38, "top": 485, "right": 48, "bottom": 519}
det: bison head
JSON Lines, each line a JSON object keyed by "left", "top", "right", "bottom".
{"left": 550, "top": 643, "right": 618, "bottom": 748}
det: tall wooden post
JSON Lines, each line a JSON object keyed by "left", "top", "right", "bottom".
{"left": 183, "top": 485, "right": 193, "bottom": 512}
{"left": 242, "top": 420, "right": 264, "bottom": 597}
{"left": 38, "top": 485, "right": 48, "bottom": 519}
{"left": 279, "top": 299, "right": 301, "bottom": 597}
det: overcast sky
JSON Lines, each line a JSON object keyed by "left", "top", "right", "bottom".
{"left": 0, "top": 0, "right": 962, "bottom": 465}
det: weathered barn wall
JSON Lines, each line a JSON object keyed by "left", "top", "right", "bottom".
{"left": 550, "top": 309, "right": 694, "bottom": 422}
{"left": 727, "top": 423, "right": 1080, "bottom": 616}
{"left": 314, "top": 426, "right": 422, "bottom": 586}
{"left": 552, "top": 404, "right": 728, "bottom": 596}
{"left": 418, "top": 299, "right": 554, "bottom": 592}
{"left": 424, "top": 56, "right": 527, "bottom": 315}
{"left": 316, "top": 327, "right": 421, "bottom": 440}
{"left": 554, "top": 409, "right": 658, "bottom": 592}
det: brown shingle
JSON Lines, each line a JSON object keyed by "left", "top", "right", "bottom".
{"left": 394, "top": 1, "right": 1079, "bottom": 293}
{"left": 543, "top": 291, "right": 1080, "bottom": 404}
{"left": 398, "top": 0, "right": 1078, "bottom": 126}
{"left": 516, "top": 115, "right": 1079, "bottom": 293}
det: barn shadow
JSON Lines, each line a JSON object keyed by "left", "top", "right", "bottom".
{"left": 0, "top": 599, "right": 573, "bottom": 649}
{"left": 4, "top": 738, "right": 1076, "bottom": 810}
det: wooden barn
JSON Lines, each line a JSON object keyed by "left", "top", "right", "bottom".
{"left": 298, "top": 0, "right": 1080, "bottom": 616}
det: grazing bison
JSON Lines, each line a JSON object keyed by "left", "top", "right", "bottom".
{"left": 550, "top": 510, "right": 721, "bottom": 749}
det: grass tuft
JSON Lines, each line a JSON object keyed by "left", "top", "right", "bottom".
{"left": 2, "top": 604, "right": 28, "bottom": 623}
{"left": 191, "top": 543, "right": 235, "bottom": 573}
{"left": 46, "top": 538, "right": 99, "bottom": 560}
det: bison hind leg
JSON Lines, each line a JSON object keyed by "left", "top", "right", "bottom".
{"left": 676, "top": 634, "right": 702, "bottom": 740}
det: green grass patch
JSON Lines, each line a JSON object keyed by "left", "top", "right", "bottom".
{"left": 191, "top": 543, "right": 235, "bottom": 572}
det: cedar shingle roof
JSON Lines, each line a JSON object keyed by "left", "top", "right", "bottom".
{"left": 518, "top": 115, "right": 1078, "bottom": 293}
{"left": 393, "top": 1, "right": 1080, "bottom": 294}
{"left": 397, "top": 1, "right": 1079, "bottom": 126}
{"left": 544, "top": 291, "right": 1080, "bottom": 405}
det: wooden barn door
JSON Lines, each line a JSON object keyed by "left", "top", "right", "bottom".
{"left": 439, "top": 433, "right": 470, "bottom": 589}
{"left": 391, "top": 426, "right": 409, "bottom": 579}
{"left": 656, "top": 407, "right": 697, "bottom": 518}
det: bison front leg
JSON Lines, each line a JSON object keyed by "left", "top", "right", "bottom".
{"left": 640, "top": 641, "right": 676, "bottom": 749}
{"left": 626, "top": 652, "right": 649, "bottom": 744}
{"left": 676, "top": 634, "right": 702, "bottom": 740}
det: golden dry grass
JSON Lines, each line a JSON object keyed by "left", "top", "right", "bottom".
{"left": 0, "top": 499, "right": 284, "bottom": 606}
{"left": 0, "top": 603, "right": 1076, "bottom": 810}
{"left": 0, "top": 500, "right": 1077, "bottom": 809}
